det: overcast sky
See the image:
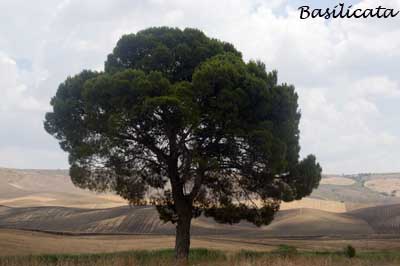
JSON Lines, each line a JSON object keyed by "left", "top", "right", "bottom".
{"left": 0, "top": 0, "right": 399, "bottom": 174}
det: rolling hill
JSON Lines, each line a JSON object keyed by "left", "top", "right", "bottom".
{"left": 350, "top": 204, "right": 400, "bottom": 234}
{"left": 2, "top": 168, "right": 400, "bottom": 211}
{"left": 0, "top": 168, "right": 127, "bottom": 208}
{"left": 0, "top": 168, "right": 400, "bottom": 237}
{"left": 0, "top": 204, "right": 392, "bottom": 236}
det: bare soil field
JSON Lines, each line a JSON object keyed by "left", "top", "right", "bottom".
{"left": 350, "top": 204, "right": 400, "bottom": 234}
{"left": 1, "top": 229, "right": 400, "bottom": 257}
{"left": 364, "top": 178, "right": 400, "bottom": 197}
{"left": 2, "top": 168, "right": 400, "bottom": 212}
{"left": 320, "top": 177, "right": 355, "bottom": 186}
{"left": 0, "top": 205, "right": 381, "bottom": 236}
{"left": 0, "top": 168, "right": 128, "bottom": 209}
{"left": 280, "top": 198, "right": 346, "bottom": 213}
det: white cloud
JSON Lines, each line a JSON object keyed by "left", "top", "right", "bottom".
{"left": 352, "top": 76, "right": 400, "bottom": 98}
{"left": 0, "top": 53, "right": 46, "bottom": 112}
{"left": 0, "top": 146, "right": 68, "bottom": 169}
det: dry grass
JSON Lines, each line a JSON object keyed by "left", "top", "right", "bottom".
{"left": 227, "top": 257, "right": 400, "bottom": 266}
{"left": 364, "top": 178, "right": 400, "bottom": 197}
{"left": 1, "top": 249, "right": 400, "bottom": 266}
{"left": 1, "top": 229, "right": 400, "bottom": 265}
{"left": 320, "top": 177, "right": 356, "bottom": 186}
{"left": 0, "top": 168, "right": 128, "bottom": 209}
{"left": 280, "top": 198, "right": 347, "bottom": 213}
{"left": 0, "top": 196, "right": 57, "bottom": 205}
{"left": 1, "top": 229, "right": 400, "bottom": 258}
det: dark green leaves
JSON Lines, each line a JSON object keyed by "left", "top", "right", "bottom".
{"left": 45, "top": 27, "right": 322, "bottom": 227}
{"left": 105, "top": 27, "right": 241, "bottom": 82}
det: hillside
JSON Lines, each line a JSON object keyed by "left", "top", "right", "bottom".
{"left": 264, "top": 208, "right": 374, "bottom": 236}
{"left": 0, "top": 205, "right": 381, "bottom": 236}
{"left": 1, "top": 168, "right": 400, "bottom": 211}
{"left": 0, "top": 168, "right": 127, "bottom": 208}
{"left": 310, "top": 173, "right": 400, "bottom": 210}
{"left": 1, "top": 168, "right": 400, "bottom": 236}
{"left": 350, "top": 204, "right": 400, "bottom": 234}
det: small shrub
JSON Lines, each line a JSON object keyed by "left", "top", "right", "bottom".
{"left": 272, "top": 245, "right": 298, "bottom": 257}
{"left": 236, "top": 250, "right": 267, "bottom": 260}
{"left": 344, "top": 245, "right": 356, "bottom": 258}
{"left": 189, "top": 248, "right": 226, "bottom": 261}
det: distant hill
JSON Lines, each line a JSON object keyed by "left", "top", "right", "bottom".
{"left": 0, "top": 168, "right": 127, "bottom": 208}
{"left": 1, "top": 168, "right": 400, "bottom": 236}
{"left": 265, "top": 208, "right": 374, "bottom": 236}
{"left": 350, "top": 204, "right": 400, "bottom": 234}
{"left": 310, "top": 173, "right": 400, "bottom": 210}
{"left": 0, "top": 205, "right": 380, "bottom": 236}
{"left": 1, "top": 168, "right": 400, "bottom": 211}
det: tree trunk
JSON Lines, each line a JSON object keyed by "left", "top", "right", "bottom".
{"left": 175, "top": 213, "right": 192, "bottom": 266}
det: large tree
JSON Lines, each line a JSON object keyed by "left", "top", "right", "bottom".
{"left": 44, "top": 27, "right": 322, "bottom": 264}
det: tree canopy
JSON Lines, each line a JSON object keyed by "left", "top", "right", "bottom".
{"left": 44, "top": 27, "right": 322, "bottom": 263}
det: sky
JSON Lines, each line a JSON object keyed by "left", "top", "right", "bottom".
{"left": 0, "top": 0, "right": 399, "bottom": 174}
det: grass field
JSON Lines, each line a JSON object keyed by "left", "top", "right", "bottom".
{"left": 2, "top": 229, "right": 400, "bottom": 256}
{"left": 1, "top": 248, "right": 400, "bottom": 266}
{"left": 1, "top": 169, "right": 400, "bottom": 265}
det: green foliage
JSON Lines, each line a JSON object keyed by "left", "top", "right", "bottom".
{"left": 105, "top": 27, "right": 241, "bottom": 82}
{"left": 344, "top": 245, "right": 356, "bottom": 258}
{"left": 272, "top": 245, "right": 298, "bottom": 257}
{"left": 188, "top": 248, "right": 226, "bottom": 261}
{"left": 0, "top": 249, "right": 226, "bottom": 266}
{"left": 3, "top": 249, "right": 400, "bottom": 266}
{"left": 44, "top": 26, "right": 322, "bottom": 229}
{"left": 235, "top": 250, "right": 269, "bottom": 260}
